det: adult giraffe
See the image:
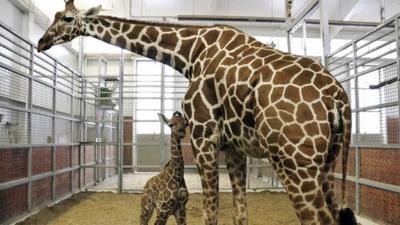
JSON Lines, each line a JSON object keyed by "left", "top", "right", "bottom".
{"left": 38, "top": 1, "right": 356, "bottom": 224}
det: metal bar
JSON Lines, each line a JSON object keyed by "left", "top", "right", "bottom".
{"left": 286, "top": 31, "right": 292, "bottom": 53}
{"left": 0, "top": 102, "right": 80, "bottom": 122}
{"left": 0, "top": 143, "right": 80, "bottom": 149}
{"left": 305, "top": 19, "right": 381, "bottom": 28}
{"left": 329, "top": 16, "right": 396, "bottom": 58}
{"left": 117, "top": 50, "right": 124, "bottom": 193}
{"left": 0, "top": 33, "right": 30, "bottom": 52}
{"left": 319, "top": 0, "right": 330, "bottom": 66}
{"left": 178, "top": 15, "right": 286, "bottom": 23}
{"left": 0, "top": 22, "right": 32, "bottom": 45}
{"left": 70, "top": 70, "right": 75, "bottom": 193}
{"left": 356, "top": 29, "right": 394, "bottom": 53}
{"left": 160, "top": 64, "right": 166, "bottom": 168}
{"left": 337, "top": 60, "right": 396, "bottom": 83}
{"left": 334, "top": 174, "right": 400, "bottom": 194}
{"left": 352, "top": 40, "right": 361, "bottom": 214}
{"left": 0, "top": 42, "right": 31, "bottom": 61}
{"left": 396, "top": 17, "right": 400, "bottom": 159}
{"left": 0, "top": 61, "right": 78, "bottom": 98}
{"left": 27, "top": 43, "right": 34, "bottom": 212}
{"left": 286, "top": 0, "right": 319, "bottom": 32}
{"left": 356, "top": 49, "right": 396, "bottom": 68}
{"left": 82, "top": 97, "right": 185, "bottom": 100}
{"left": 356, "top": 38, "right": 395, "bottom": 60}
{"left": 0, "top": 166, "right": 80, "bottom": 191}
{"left": 51, "top": 61, "right": 57, "bottom": 201}
{"left": 0, "top": 52, "right": 30, "bottom": 69}
{"left": 354, "top": 101, "right": 398, "bottom": 112}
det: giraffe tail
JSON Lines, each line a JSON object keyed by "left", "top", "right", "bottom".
{"left": 337, "top": 102, "right": 357, "bottom": 225}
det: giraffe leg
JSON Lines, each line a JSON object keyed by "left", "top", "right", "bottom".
{"left": 175, "top": 185, "right": 189, "bottom": 225}
{"left": 174, "top": 201, "right": 187, "bottom": 225}
{"left": 271, "top": 146, "right": 336, "bottom": 225}
{"left": 322, "top": 140, "right": 342, "bottom": 221}
{"left": 154, "top": 208, "right": 170, "bottom": 225}
{"left": 225, "top": 150, "right": 248, "bottom": 225}
{"left": 192, "top": 139, "right": 220, "bottom": 225}
{"left": 140, "top": 194, "right": 155, "bottom": 225}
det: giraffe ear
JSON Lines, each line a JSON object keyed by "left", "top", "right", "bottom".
{"left": 157, "top": 113, "right": 170, "bottom": 125}
{"left": 84, "top": 5, "right": 102, "bottom": 17}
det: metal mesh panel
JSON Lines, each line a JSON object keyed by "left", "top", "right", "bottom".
{"left": 86, "top": 103, "right": 96, "bottom": 121}
{"left": 32, "top": 81, "right": 53, "bottom": 110}
{"left": 56, "top": 91, "right": 71, "bottom": 114}
{"left": 55, "top": 118, "right": 70, "bottom": 144}
{"left": 0, "top": 108, "right": 28, "bottom": 144}
{"left": 72, "top": 121, "right": 80, "bottom": 143}
{"left": 0, "top": 67, "right": 28, "bottom": 103}
{"left": 73, "top": 97, "right": 81, "bottom": 117}
{"left": 31, "top": 114, "right": 52, "bottom": 144}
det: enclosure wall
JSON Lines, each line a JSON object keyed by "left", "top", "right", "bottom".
{"left": 328, "top": 16, "right": 400, "bottom": 225}
{"left": 0, "top": 21, "right": 86, "bottom": 224}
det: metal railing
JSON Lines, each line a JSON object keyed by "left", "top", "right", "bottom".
{"left": 326, "top": 14, "right": 400, "bottom": 218}
{"left": 0, "top": 21, "right": 85, "bottom": 225}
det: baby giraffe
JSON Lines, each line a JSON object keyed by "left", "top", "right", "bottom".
{"left": 140, "top": 111, "right": 189, "bottom": 225}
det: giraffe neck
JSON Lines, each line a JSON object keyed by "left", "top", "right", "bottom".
{"left": 169, "top": 134, "right": 184, "bottom": 172}
{"left": 83, "top": 16, "right": 210, "bottom": 78}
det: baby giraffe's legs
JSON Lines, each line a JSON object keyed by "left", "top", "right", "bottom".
{"left": 140, "top": 194, "right": 154, "bottom": 225}
{"left": 154, "top": 207, "right": 169, "bottom": 225}
{"left": 174, "top": 201, "right": 187, "bottom": 225}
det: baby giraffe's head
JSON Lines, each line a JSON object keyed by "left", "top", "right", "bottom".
{"left": 37, "top": 0, "right": 102, "bottom": 52}
{"left": 158, "top": 111, "right": 188, "bottom": 139}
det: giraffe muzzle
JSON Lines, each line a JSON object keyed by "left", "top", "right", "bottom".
{"left": 37, "top": 37, "right": 53, "bottom": 52}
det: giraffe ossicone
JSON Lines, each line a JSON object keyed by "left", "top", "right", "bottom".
{"left": 38, "top": 1, "right": 357, "bottom": 225}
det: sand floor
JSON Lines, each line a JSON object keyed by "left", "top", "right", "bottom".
{"left": 17, "top": 191, "right": 300, "bottom": 225}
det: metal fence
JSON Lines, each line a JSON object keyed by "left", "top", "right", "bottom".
{"left": 327, "top": 14, "right": 400, "bottom": 224}
{"left": 83, "top": 56, "right": 281, "bottom": 192}
{"left": 0, "top": 21, "right": 83, "bottom": 225}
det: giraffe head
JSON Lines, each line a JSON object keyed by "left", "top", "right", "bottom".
{"left": 37, "top": 0, "right": 102, "bottom": 52}
{"left": 158, "top": 111, "right": 188, "bottom": 139}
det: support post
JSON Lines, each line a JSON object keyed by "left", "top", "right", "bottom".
{"left": 117, "top": 49, "right": 124, "bottom": 193}
{"left": 160, "top": 64, "right": 166, "bottom": 168}
{"left": 319, "top": 0, "right": 331, "bottom": 66}
{"left": 380, "top": 0, "right": 386, "bottom": 23}
{"left": 52, "top": 61, "right": 58, "bottom": 200}
{"left": 286, "top": 31, "right": 292, "bottom": 53}
{"left": 27, "top": 43, "right": 34, "bottom": 212}
{"left": 395, "top": 17, "right": 400, "bottom": 156}
{"left": 302, "top": 21, "right": 307, "bottom": 56}
{"left": 352, "top": 41, "right": 360, "bottom": 214}
{"left": 70, "top": 71, "right": 75, "bottom": 193}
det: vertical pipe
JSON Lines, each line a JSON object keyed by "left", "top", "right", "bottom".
{"left": 395, "top": 17, "right": 400, "bottom": 153}
{"left": 352, "top": 41, "right": 360, "bottom": 214}
{"left": 302, "top": 21, "right": 307, "bottom": 56}
{"left": 286, "top": 31, "right": 292, "bottom": 53}
{"left": 27, "top": 43, "right": 34, "bottom": 211}
{"left": 160, "top": 64, "right": 166, "bottom": 168}
{"left": 79, "top": 77, "right": 85, "bottom": 190}
{"left": 320, "top": 0, "right": 331, "bottom": 67}
{"left": 52, "top": 61, "right": 58, "bottom": 200}
{"left": 78, "top": 37, "right": 84, "bottom": 74}
{"left": 83, "top": 80, "right": 88, "bottom": 188}
{"left": 380, "top": 0, "right": 386, "bottom": 23}
{"left": 70, "top": 71, "right": 75, "bottom": 193}
{"left": 118, "top": 49, "right": 124, "bottom": 193}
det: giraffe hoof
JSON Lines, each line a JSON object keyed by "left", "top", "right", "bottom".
{"left": 339, "top": 208, "right": 357, "bottom": 225}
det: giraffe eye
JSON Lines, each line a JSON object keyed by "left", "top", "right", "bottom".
{"left": 62, "top": 16, "right": 74, "bottom": 23}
